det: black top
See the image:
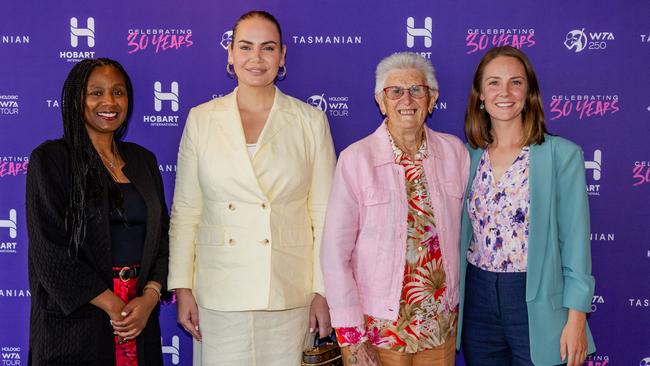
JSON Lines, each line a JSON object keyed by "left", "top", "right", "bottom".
{"left": 26, "top": 139, "right": 168, "bottom": 365}
{"left": 110, "top": 183, "right": 147, "bottom": 266}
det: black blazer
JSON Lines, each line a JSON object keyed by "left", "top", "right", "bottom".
{"left": 26, "top": 139, "right": 169, "bottom": 365}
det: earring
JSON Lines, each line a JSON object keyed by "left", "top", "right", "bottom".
{"left": 479, "top": 101, "right": 484, "bottom": 110}
{"left": 226, "top": 63, "right": 236, "bottom": 78}
{"left": 277, "top": 65, "right": 287, "bottom": 80}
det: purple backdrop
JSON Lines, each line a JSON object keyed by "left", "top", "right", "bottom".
{"left": 1, "top": 1, "right": 649, "bottom": 365}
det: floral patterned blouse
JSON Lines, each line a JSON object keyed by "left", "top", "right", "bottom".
{"left": 467, "top": 147, "right": 530, "bottom": 272}
{"left": 334, "top": 131, "right": 457, "bottom": 352}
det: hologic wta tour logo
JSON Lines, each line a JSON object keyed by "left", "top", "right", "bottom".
{"left": 0, "top": 94, "right": 19, "bottom": 116}
{"left": 564, "top": 28, "right": 615, "bottom": 53}
{"left": 143, "top": 81, "right": 180, "bottom": 127}
{"left": 306, "top": 93, "right": 351, "bottom": 118}
{"left": 549, "top": 94, "right": 619, "bottom": 121}
{"left": 127, "top": 27, "right": 193, "bottom": 54}
{"left": 466, "top": 28, "right": 536, "bottom": 55}
{"left": 59, "top": 16, "right": 96, "bottom": 62}
{"left": 1, "top": 346, "right": 23, "bottom": 366}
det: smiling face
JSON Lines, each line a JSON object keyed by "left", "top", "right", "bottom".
{"left": 228, "top": 16, "right": 286, "bottom": 89}
{"left": 376, "top": 68, "right": 438, "bottom": 134}
{"left": 479, "top": 56, "right": 528, "bottom": 125}
{"left": 83, "top": 65, "right": 128, "bottom": 139}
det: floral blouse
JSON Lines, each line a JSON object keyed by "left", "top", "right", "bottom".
{"left": 335, "top": 132, "right": 457, "bottom": 352}
{"left": 467, "top": 147, "right": 530, "bottom": 272}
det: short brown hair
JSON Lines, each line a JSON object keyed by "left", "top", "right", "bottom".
{"left": 465, "top": 46, "right": 548, "bottom": 149}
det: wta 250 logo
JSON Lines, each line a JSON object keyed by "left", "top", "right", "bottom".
{"left": 564, "top": 28, "right": 615, "bottom": 53}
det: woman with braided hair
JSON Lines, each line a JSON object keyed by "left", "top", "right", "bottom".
{"left": 27, "top": 58, "right": 169, "bottom": 365}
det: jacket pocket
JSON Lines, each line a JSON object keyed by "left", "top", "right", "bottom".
{"left": 42, "top": 308, "right": 100, "bottom": 362}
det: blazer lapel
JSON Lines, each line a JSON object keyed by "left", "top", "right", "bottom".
{"left": 461, "top": 147, "right": 483, "bottom": 254}
{"left": 214, "top": 90, "right": 267, "bottom": 199}
{"left": 526, "top": 139, "right": 552, "bottom": 301}
{"left": 254, "top": 87, "right": 292, "bottom": 159}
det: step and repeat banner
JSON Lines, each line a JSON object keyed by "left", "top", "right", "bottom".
{"left": 1, "top": 0, "right": 649, "bottom": 365}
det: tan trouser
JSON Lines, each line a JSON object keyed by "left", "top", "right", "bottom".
{"left": 340, "top": 338, "right": 455, "bottom": 366}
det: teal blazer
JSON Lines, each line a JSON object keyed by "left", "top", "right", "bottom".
{"left": 456, "top": 135, "right": 596, "bottom": 365}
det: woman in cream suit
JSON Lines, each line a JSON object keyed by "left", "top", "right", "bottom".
{"left": 167, "top": 11, "right": 336, "bottom": 366}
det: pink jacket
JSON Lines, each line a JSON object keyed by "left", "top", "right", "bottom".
{"left": 321, "top": 123, "right": 470, "bottom": 327}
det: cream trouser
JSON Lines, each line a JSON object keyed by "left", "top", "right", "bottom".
{"left": 193, "top": 305, "right": 311, "bottom": 366}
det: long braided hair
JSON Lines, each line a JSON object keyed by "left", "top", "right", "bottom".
{"left": 61, "top": 58, "right": 134, "bottom": 253}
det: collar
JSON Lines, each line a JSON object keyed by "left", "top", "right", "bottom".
{"left": 386, "top": 125, "right": 428, "bottom": 164}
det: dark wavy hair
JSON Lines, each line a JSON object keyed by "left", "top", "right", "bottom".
{"left": 61, "top": 58, "right": 133, "bottom": 253}
{"left": 465, "top": 46, "right": 548, "bottom": 149}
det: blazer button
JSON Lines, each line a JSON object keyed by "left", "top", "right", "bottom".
{"left": 261, "top": 238, "right": 270, "bottom": 245}
{"left": 228, "top": 238, "right": 236, "bottom": 245}
{"left": 228, "top": 203, "right": 236, "bottom": 211}
{"left": 261, "top": 202, "right": 267, "bottom": 209}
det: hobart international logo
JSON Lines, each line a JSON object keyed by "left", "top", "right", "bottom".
{"left": 143, "top": 81, "right": 180, "bottom": 127}
{"left": 59, "top": 16, "right": 96, "bottom": 62}
{"left": 70, "top": 17, "right": 95, "bottom": 48}
{"left": 0, "top": 209, "right": 17, "bottom": 240}
{"left": 0, "top": 208, "right": 18, "bottom": 255}
{"left": 564, "top": 28, "right": 615, "bottom": 53}
{"left": 407, "top": 17, "right": 432, "bottom": 48}
{"left": 584, "top": 149, "right": 601, "bottom": 196}
{"left": 162, "top": 335, "right": 180, "bottom": 365}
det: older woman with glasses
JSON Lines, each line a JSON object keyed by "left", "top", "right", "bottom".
{"left": 321, "top": 52, "right": 469, "bottom": 366}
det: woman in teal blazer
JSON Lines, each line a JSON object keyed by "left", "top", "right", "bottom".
{"left": 457, "top": 46, "right": 595, "bottom": 366}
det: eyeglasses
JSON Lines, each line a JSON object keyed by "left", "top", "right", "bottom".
{"left": 382, "top": 85, "right": 431, "bottom": 100}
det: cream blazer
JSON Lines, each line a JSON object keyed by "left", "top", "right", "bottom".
{"left": 168, "top": 87, "right": 336, "bottom": 311}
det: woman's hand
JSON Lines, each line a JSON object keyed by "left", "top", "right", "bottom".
{"left": 309, "top": 293, "right": 332, "bottom": 338}
{"left": 90, "top": 289, "right": 125, "bottom": 322}
{"left": 111, "top": 290, "right": 159, "bottom": 341}
{"left": 343, "top": 341, "right": 381, "bottom": 366}
{"left": 176, "top": 288, "right": 202, "bottom": 341}
{"left": 560, "top": 309, "right": 588, "bottom": 366}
